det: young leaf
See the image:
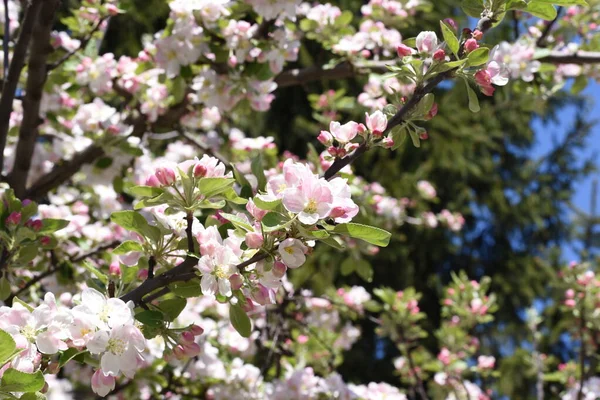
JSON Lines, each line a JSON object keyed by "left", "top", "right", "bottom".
{"left": 463, "top": 78, "right": 481, "bottom": 113}
{"left": 1, "top": 368, "right": 45, "bottom": 393}
{"left": 229, "top": 304, "right": 252, "bottom": 337}
{"left": 525, "top": 2, "right": 557, "bottom": 19}
{"left": 135, "top": 310, "right": 164, "bottom": 328}
{"left": 110, "top": 210, "right": 161, "bottom": 243}
{"left": 112, "top": 240, "right": 144, "bottom": 255}
{"left": 355, "top": 259, "right": 374, "bottom": 282}
{"left": 261, "top": 212, "right": 291, "bottom": 232}
{"left": 466, "top": 47, "right": 490, "bottom": 67}
{"left": 251, "top": 155, "right": 267, "bottom": 192}
{"left": 0, "top": 328, "right": 16, "bottom": 365}
{"left": 341, "top": 258, "right": 355, "bottom": 276}
{"left": 128, "top": 185, "right": 164, "bottom": 198}
{"left": 169, "top": 280, "right": 202, "bottom": 298}
{"left": 58, "top": 348, "right": 87, "bottom": 368}
{"left": 332, "top": 223, "right": 391, "bottom": 247}
{"left": 38, "top": 219, "right": 69, "bottom": 234}
{"left": 461, "top": 0, "right": 485, "bottom": 17}
{"left": 158, "top": 297, "right": 187, "bottom": 322}
{"left": 198, "top": 178, "right": 236, "bottom": 198}
{"left": 219, "top": 212, "right": 254, "bottom": 232}
{"left": 82, "top": 261, "right": 109, "bottom": 285}
{"left": 440, "top": 20, "right": 459, "bottom": 56}
{"left": 253, "top": 197, "right": 282, "bottom": 211}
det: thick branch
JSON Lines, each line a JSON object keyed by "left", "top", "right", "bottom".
{"left": 539, "top": 51, "right": 600, "bottom": 65}
{"left": 275, "top": 60, "right": 391, "bottom": 88}
{"left": 0, "top": 0, "right": 43, "bottom": 172}
{"left": 9, "top": 0, "right": 59, "bottom": 198}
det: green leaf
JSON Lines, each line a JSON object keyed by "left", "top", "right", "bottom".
{"left": 158, "top": 297, "right": 187, "bottom": 322}
{"left": 1, "top": 368, "right": 45, "bottom": 393}
{"left": 341, "top": 258, "right": 354, "bottom": 276}
{"left": 19, "top": 393, "right": 46, "bottom": 400}
{"left": 414, "top": 93, "right": 435, "bottom": 118}
{"left": 135, "top": 310, "right": 164, "bottom": 328}
{"left": 320, "top": 236, "right": 347, "bottom": 250}
{"left": 112, "top": 240, "right": 144, "bottom": 255}
{"left": 169, "top": 280, "right": 202, "bottom": 298}
{"left": 332, "top": 223, "right": 391, "bottom": 247}
{"left": 533, "top": 0, "right": 587, "bottom": 5}
{"left": 0, "top": 328, "right": 16, "bottom": 365}
{"left": 58, "top": 348, "right": 87, "bottom": 368}
{"left": 110, "top": 210, "right": 161, "bottom": 243}
{"left": 253, "top": 197, "right": 282, "bottom": 211}
{"left": 408, "top": 129, "right": 421, "bottom": 148}
{"left": 229, "top": 304, "right": 252, "bottom": 338}
{"left": 466, "top": 47, "right": 490, "bottom": 67}
{"left": 571, "top": 75, "right": 588, "bottom": 94}
{"left": 461, "top": 0, "right": 485, "bottom": 18}
{"left": 222, "top": 188, "right": 248, "bottom": 205}
{"left": 506, "top": 0, "right": 528, "bottom": 10}
{"left": 82, "top": 260, "right": 108, "bottom": 285}
{"left": 198, "top": 178, "right": 236, "bottom": 198}
{"left": 172, "top": 76, "right": 187, "bottom": 104}
{"left": 463, "top": 78, "right": 480, "bottom": 113}
{"left": 219, "top": 212, "right": 254, "bottom": 232}
{"left": 440, "top": 20, "right": 459, "bottom": 56}
{"left": 355, "top": 259, "right": 373, "bottom": 282}
{"left": 525, "top": 2, "right": 557, "bottom": 19}
{"left": 437, "top": 59, "right": 468, "bottom": 73}
{"left": 38, "top": 219, "right": 69, "bottom": 234}
{"left": 128, "top": 185, "right": 164, "bottom": 198}
{"left": 0, "top": 277, "right": 11, "bottom": 301}
{"left": 261, "top": 212, "right": 292, "bottom": 232}
{"left": 335, "top": 10, "right": 353, "bottom": 27}
{"left": 251, "top": 155, "right": 267, "bottom": 192}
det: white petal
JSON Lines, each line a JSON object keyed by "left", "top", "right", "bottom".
{"left": 87, "top": 330, "right": 109, "bottom": 354}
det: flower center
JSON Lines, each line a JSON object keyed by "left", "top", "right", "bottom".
{"left": 20, "top": 325, "right": 36, "bottom": 342}
{"left": 107, "top": 338, "right": 126, "bottom": 356}
{"left": 277, "top": 183, "right": 287, "bottom": 194}
{"left": 214, "top": 265, "right": 229, "bottom": 280}
{"left": 99, "top": 306, "right": 110, "bottom": 323}
{"left": 304, "top": 199, "right": 318, "bottom": 214}
{"left": 284, "top": 247, "right": 295, "bottom": 255}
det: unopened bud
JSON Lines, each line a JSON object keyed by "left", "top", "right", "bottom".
{"left": 193, "top": 163, "right": 207, "bottom": 178}
{"left": 229, "top": 274, "right": 243, "bottom": 291}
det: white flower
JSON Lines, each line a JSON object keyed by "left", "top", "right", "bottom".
{"left": 278, "top": 239, "right": 308, "bottom": 268}
{"left": 87, "top": 325, "right": 145, "bottom": 378}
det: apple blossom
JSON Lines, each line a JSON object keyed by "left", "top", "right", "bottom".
{"left": 278, "top": 238, "right": 308, "bottom": 268}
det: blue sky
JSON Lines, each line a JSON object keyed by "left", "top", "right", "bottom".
{"left": 530, "top": 79, "right": 600, "bottom": 261}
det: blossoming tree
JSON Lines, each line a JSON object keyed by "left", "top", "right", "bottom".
{"left": 0, "top": 0, "right": 598, "bottom": 398}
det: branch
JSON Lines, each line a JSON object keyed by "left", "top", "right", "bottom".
{"left": 8, "top": 0, "right": 60, "bottom": 198}
{"left": 25, "top": 95, "right": 190, "bottom": 201}
{"left": 538, "top": 50, "right": 600, "bottom": 65}
{"left": 275, "top": 60, "right": 392, "bottom": 88}
{"left": 322, "top": 72, "right": 448, "bottom": 181}
{"left": 70, "top": 240, "right": 120, "bottom": 263}
{"left": 178, "top": 130, "right": 230, "bottom": 167}
{"left": 0, "top": 0, "right": 44, "bottom": 172}
{"left": 47, "top": 16, "right": 108, "bottom": 71}
{"left": 537, "top": 6, "right": 563, "bottom": 47}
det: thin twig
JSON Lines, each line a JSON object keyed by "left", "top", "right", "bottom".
{"left": 537, "top": 6, "right": 562, "bottom": 47}
{"left": 47, "top": 16, "right": 108, "bottom": 71}
{"left": 2, "top": 0, "right": 9, "bottom": 81}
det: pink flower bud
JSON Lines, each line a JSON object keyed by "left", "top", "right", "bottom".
{"left": 396, "top": 43, "right": 414, "bottom": 57}
{"left": 464, "top": 38, "right": 479, "bottom": 53}
{"left": 190, "top": 325, "right": 205, "bottom": 336}
{"left": 173, "top": 345, "right": 186, "bottom": 360}
{"left": 297, "top": 335, "right": 309, "bottom": 344}
{"left": 193, "top": 163, "right": 207, "bottom": 178}
{"left": 472, "top": 29, "right": 483, "bottom": 40}
{"left": 25, "top": 219, "right": 43, "bottom": 231}
{"left": 361, "top": 49, "right": 371, "bottom": 58}
{"left": 443, "top": 18, "right": 458, "bottom": 31}
{"left": 252, "top": 284, "right": 273, "bottom": 305}
{"left": 40, "top": 236, "right": 51, "bottom": 246}
{"left": 433, "top": 49, "right": 446, "bottom": 61}
{"left": 181, "top": 331, "right": 195, "bottom": 343}
{"left": 382, "top": 137, "right": 394, "bottom": 148}
{"left": 565, "top": 289, "right": 575, "bottom": 299}
{"left": 145, "top": 174, "right": 161, "bottom": 187}
{"left": 357, "top": 123, "right": 367, "bottom": 136}
{"left": 229, "top": 274, "right": 243, "bottom": 291}
{"left": 5, "top": 212, "right": 21, "bottom": 226}
{"left": 91, "top": 369, "right": 116, "bottom": 397}
{"left": 137, "top": 269, "right": 149, "bottom": 280}
{"left": 365, "top": 111, "right": 388, "bottom": 137}
{"left": 109, "top": 263, "right": 121, "bottom": 276}
{"left": 228, "top": 55, "right": 238, "bottom": 68}
{"left": 245, "top": 231, "right": 264, "bottom": 249}
{"left": 272, "top": 261, "right": 287, "bottom": 278}
{"left": 155, "top": 167, "right": 176, "bottom": 186}
{"left": 317, "top": 131, "right": 333, "bottom": 146}
{"left": 327, "top": 146, "right": 339, "bottom": 157}
{"left": 182, "top": 341, "right": 201, "bottom": 357}
{"left": 416, "top": 31, "right": 438, "bottom": 54}
{"left": 106, "top": 4, "right": 120, "bottom": 16}
{"left": 242, "top": 297, "right": 255, "bottom": 313}
{"left": 426, "top": 103, "right": 438, "bottom": 120}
